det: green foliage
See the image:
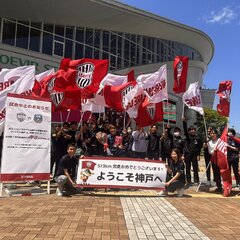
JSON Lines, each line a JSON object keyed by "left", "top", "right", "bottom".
{"left": 194, "top": 108, "right": 227, "bottom": 137}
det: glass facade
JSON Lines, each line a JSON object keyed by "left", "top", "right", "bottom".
{"left": 0, "top": 18, "right": 203, "bottom": 71}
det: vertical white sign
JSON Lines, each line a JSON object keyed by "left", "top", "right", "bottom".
{"left": 0, "top": 94, "right": 51, "bottom": 181}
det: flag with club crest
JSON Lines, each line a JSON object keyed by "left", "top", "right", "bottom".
{"left": 173, "top": 56, "right": 189, "bottom": 94}
{"left": 182, "top": 82, "right": 204, "bottom": 115}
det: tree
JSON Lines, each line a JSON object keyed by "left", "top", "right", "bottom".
{"left": 194, "top": 108, "right": 227, "bottom": 138}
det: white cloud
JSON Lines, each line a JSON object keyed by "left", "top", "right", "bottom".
{"left": 204, "top": 6, "right": 238, "bottom": 24}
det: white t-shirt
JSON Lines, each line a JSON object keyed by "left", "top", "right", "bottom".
{"left": 207, "top": 139, "right": 219, "bottom": 155}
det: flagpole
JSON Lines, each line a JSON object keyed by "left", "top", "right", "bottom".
{"left": 66, "top": 110, "right": 71, "bottom": 123}
{"left": 123, "top": 111, "right": 126, "bottom": 130}
{"left": 167, "top": 99, "right": 170, "bottom": 125}
{"left": 181, "top": 102, "right": 185, "bottom": 118}
{"left": 60, "top": 112, "right": 63, "bottom": 126}
{"left": 202, "top": 113, "right": 208, "bottom": 140}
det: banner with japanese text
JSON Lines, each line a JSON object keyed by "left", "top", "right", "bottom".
{"left": 0, "top": 94, "right": 51, "bottom": 181}
{"left": 77, "top": 157, "right": 166, "bottom": 189}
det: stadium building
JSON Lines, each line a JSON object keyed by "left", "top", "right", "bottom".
{"left": 0, "top": 0, "right": 215, "bottom": 126}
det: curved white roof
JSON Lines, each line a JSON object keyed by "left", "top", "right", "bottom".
{"left": 0, "top": 0, "right": 214, "bottom": 64}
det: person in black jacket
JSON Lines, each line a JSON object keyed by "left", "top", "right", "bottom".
{"left": 147, "top": 125, "right": 160, "bottom": 160}
{"left": 182, "top": 117, "right": 203, "bottom": 185}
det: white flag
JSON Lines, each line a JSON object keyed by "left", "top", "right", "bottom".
{"left": 97, "top": 73, "right": 128, "bottom": 94}
{"left": 82, "top": 98, "right": 105, "bottom": 113}
{"left": 0, "top": 65, "right": 36, "bottom": 93}
{"left": 123, "top": 84, "right": 145, "bottom": 118}
{"left": 0, "top": 66, "right": 35, "bottom": 134}
{"left": 137, "top": 64, "right": 168, "bottom": 103}
{"left": 182, "top": 82, "right": 204, "bottom": 115}
{"left": 35, "top": 68, "right": 55, "bottom": 82}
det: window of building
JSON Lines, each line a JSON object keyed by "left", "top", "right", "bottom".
{"left": 64, "top": 26, "right": 73, "bottom": 58}
{"left": 29, "top": 22, "right": 41, "bottom": 52}
{"left": 94, "top": 30, "right": 100, "bottom": 59}
{"left": 2, "top": 19, "right": 16, "bottom": 46}
{"left": 102, "top": 31, "right": 109, "bottom": 60}
{"left": 42, "top": 24, "right": 53, "bottom": 55}
{"left": 16, "top": 21, "right": 29, "bottom": 49}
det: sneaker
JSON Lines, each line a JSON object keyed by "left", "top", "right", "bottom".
{"left": 213, "top": 188, "right": 223, "bottom": 193}
{"left": 56, "top": 188, "right": 63, "bottom": 196}
{"left": 177, "top": 188, "right": 184, "bottom": 197}
{"left": 158, "top": 190, "right": 168, "bottom": 197}
{"left": 234, "top": 184, "right": 240, "bottom": 190}
{"left": 206, "top": 181, "right": 211, "bottom": 186}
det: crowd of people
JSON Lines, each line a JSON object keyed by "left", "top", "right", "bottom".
{"left": 51, "top": 117, "right": 240, "bottom": 197}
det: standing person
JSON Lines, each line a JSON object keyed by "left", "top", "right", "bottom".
{"left": 55, "top": 143, "right": 82, "bottom": 196}
{"left": 227, "top": 128, "right": 240, "bottom": 189}
{"left": 159, "top": 126, "right": 173, "bottom": 164}
{"left": 68, "top": 121, "right": 78, "bottom": 144}
{"left": 203, "top": 127, "right": 213, "bottom": 186}
{"left": 122, "top": 127, "right": 134, "bottom": 158}
{"left": 75, "top": 121, "right": 91, "bottom": 155}
{"left": 147, "top": 125, "right": 161, "bottom": 160}
{"left": 159, "top": 148, "right": 185, "bottom": 197}
{"left": 172, "top": 127, "right": 185, "bottom": 154}
{"left": 132, "top": 126, "right": 148, "bottom": 159}
{"left": 107, "top": 125, "right": 125, "bottom": 157}
{"left": 182, "top": 117, "right": 203, "bottom": 185}
{"left": 207, "top": 129, "right": 223, "bottom": 193}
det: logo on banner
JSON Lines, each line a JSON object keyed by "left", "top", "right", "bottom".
{"left": 80, "top": 161, "right": 96, "bottom": 183}
{"left": 34, "top": 114, "right": 43, "bottom": 123}
{"left": 76, "top": 63, "right": 94, "bottom": 89}
{"left": 16, "top": 112, "right": 26, "bottom": 122}
{"left": 177, "top": 61, "right": 183, "bottom": 81}
{"left": 47, "top": 77, "right": 56, "bottom": 93}
{"left": 50, "top": 92, "right": 64, "bottom": 107}
{"left": 146, "top": 104, "right": 156, "bottom": 119}
{"left": 121, "top": 85, "right": 134, "bottom": 108}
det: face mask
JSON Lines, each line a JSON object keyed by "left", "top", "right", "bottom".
{"left": 174, "top": 132, "right": 180, "bottom": 137}
{"left": 228, "top": 132, "right": 233, "bottom": 137}
{"left": 127, "top": 129, "right": 132, "bottom": 134}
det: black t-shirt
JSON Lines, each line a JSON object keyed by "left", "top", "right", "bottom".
{"left": 56, "top": 154, "right": 78, "bottom": 179}
{"left": 170, "top": 160, "right": 185, "bottom": 184}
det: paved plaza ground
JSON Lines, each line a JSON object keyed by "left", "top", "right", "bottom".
{"left": 0, "top": 179, "right": 239, "bottom": 240}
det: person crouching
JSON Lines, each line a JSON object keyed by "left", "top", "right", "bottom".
{"left": 159, "top": 148, "right": 186, "bottom": 197}
{"left": 55, "top": 143, "right": 82, "bottom": 196}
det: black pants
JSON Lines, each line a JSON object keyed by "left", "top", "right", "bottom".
{"left": 228, "top": 160, "right": 240, "bottom": 185}
{"left": 212, "top": 162, "right": 222, "bottom": 190}
{"left": 133, "top": 151, "right": 146, "bottom": 159}
{"left": 166, "top": 180, "right": 185, "bottom": 192}
{"left": 148, "top": 151, "right": 159, "bottom": 160}
{"left": 204, "top": 151, "right": 212, "bottom": 181}
{"left": 185, "top": 153, "right": 199, "bottom": 183}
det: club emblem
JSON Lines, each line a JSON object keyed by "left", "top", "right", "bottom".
{"left": 177, "top": 61, "right": 183, "bottom": 81}
{"left": 76, "top": 63, "right": 94, "bottom": 89}
{"left": 34, "top": 114, "right": 43, "bottom": 123}
{"left": 146, "top": 104, "right": 156, "bottom": 119}
{"left": 121, "top": 85, "right": 134, "bottom": 108}
{"left": 16, "top": 113, "right": 26, "bottom": 122}
{"left": 50, "top": 92, "right": 64, "bottom": 107}
{"left": 47, "top": 77, "right": 56, "bottom": 93}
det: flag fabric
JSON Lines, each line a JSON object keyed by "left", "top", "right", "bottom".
{"left": 134, "top": 97, "right": 163, "bottom": 127}
{"left": 127, "top": 69, "right": 135, "bottom": 82}
{"left": 53, "top": 58, "right": 109, "bottom": 94}
{"left": 216, "top": 81, "right": 232, "bottom": 97}
{"left": 0, "top": 67, "right": 35, "bottom": 134}
{"left": 173, "top": 56, "right": 189, "bottom": 94}
{"left": 104, "top": 81, "right": 137, "bottom": 111}
{"left": 35, "top": 69, "right": 55, "bottom": 82}
{"left": 0, "top": 65, "right": 36, "bottom": 93}
{"left": 82, "top": 98, "right": 105, "bottom": 113}
{"left": 97, "top": 73, "right": 128, "bottom": 94}
{"left": 123, "top": 83, "right": 145, "bottom": 118}
{"left": 217, "top": 97, "right": 230, "bottom": 117}
{"left": 182, "top": 82, "right": 204, "bottom": 115}
{"left": 211, "top": 127, "right": 232, "bottom": 197}
{"left": 51, "top": 89, "right": 81, "bottom": 112}
{"left": 137, "top": 64, "right": 168, "bottom": 103}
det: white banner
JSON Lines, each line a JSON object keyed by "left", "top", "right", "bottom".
{"left": 0, "top": 94, "right": 51, "bottom": 181}
{"left": 77, "top": 157, "right": 166, "bottom": 189}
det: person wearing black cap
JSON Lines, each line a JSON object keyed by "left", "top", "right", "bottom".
{"left": 182, "top": 117, "right": 203, "bottom": 185}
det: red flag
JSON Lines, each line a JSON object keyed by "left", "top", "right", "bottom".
{"left": 104, "top": 81, "right": 136, "bottom": 111}
{"left": 53, "top": 58, "right": 109, "bottom": 94}
{"left": 211, "top": 127, "right": 232, "bottom": 197}
{"left": 216, "top": 81, "right": 232, "bottom": 97}
{"left": 51, "top": 89, "right": 81, "bottom": 112}
{"left": 217, "top": 97, "right": 230, "bottom": 117}
{"left": 173, "top": 56, "right": 189, "bottom": 93}
{"left": 134, "top": 97, "right": 163, "bottom": 127}
{"left": 31, "top": 80, "right": 42, "bottom": 97}
{"left": 127, "top": 69, "right": 135, "bottom": 82}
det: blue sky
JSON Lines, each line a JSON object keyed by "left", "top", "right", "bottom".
{"left": 119, "top": 0, "right": 240, "bottom": 132}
